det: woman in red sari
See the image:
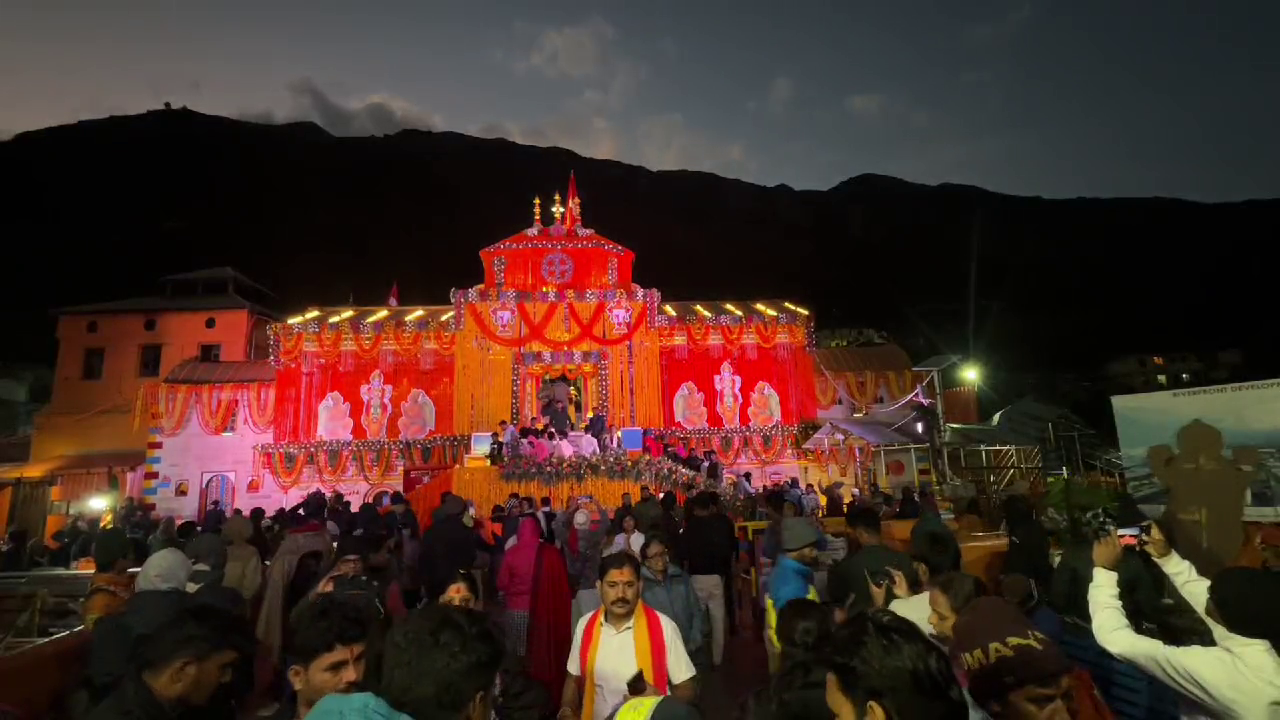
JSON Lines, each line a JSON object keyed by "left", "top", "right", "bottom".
{"left": 497, "top": 516, "right": 572, "bottom": 709}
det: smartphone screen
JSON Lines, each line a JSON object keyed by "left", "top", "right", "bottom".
{"left": 1117, "top": 526, "right": 1142, "bottom": 547}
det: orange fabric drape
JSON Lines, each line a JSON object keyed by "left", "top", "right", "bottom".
{"left": 413, "top": 466, "right": 638, "bottom": 522}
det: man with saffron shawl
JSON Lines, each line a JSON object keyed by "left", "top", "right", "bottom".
{"left": 558, "top": 553, "right": 697, "bottom": 720}
{"left": 498, "top": 516, "right": 574, "bottom": 712}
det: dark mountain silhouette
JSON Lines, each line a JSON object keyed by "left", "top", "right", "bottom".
{"left": 2, "top": 108, "right": 1278, "bottom": 388}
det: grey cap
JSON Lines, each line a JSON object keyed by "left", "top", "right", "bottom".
{"left": 780, "top": 517, "right": 823, "bottom": 551}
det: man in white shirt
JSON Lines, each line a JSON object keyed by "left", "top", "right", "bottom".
{"left": 559, "top": 553, "right": 697, "bottom": 720}
{"left": 579, "top": 432, "right": 600, "bottom": 457}
{"left": 1090, "top": 524, "right": 1280, "bottom": 719}
{"left": 550, "top": 430, "right": 575, "bottom": 459}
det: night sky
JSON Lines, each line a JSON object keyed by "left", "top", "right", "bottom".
{"left": 3, "top": 1, "right": 1277, "bottom": 201}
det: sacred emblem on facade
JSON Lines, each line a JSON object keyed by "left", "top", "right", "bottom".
{"left": 398, "top": 388, "right": 436, "bottom": 440}
{"left": 747, "top": 381, "right": 783, "bottom": 427}
{"left": 606, "top": 298, "right": 634, "bottom": 335}
{"left": 316, "top": 391, "right": 354, "bottom": 441}
{"left": 490, "top": 299, "right": 518, "bottom": 336}
{"left": 713, "top": 360, "right": 743, "bottom": 428}
{"left": 541, "top": 251, "right": 574, "bottom": 285}
{"left": 673, "top": 381, "right": 709, "bottom": 429}
{"left": 360, "top": 370, "right": 394, "bottom": 440}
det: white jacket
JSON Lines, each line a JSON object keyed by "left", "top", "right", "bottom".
{"left": 1088, "top": 551, "right": 1280, "bottom": 719}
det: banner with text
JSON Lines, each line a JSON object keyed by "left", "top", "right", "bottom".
{"left": 1112, "top": 379, "right": 1280, "bottom": 521}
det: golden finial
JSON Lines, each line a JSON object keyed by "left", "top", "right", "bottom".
{"left": 571, "top": 195, "right": 582, "bottom": 224}
{"left": 551, "top": 192, "right": 564, "bottom": 223}
{"left": 533, "top": 196, "right": 542, "bottom": 225}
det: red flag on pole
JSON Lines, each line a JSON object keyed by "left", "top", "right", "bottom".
{"left": 564, "top": 171, "right": 579, "bottom": 228}
{"left": 387, "top": 283, "right": 399, "bottom": 307}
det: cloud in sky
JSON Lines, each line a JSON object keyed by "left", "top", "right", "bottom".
{"left": 844, "top": 93, "right": 887, "bottom": 118}
{"left": 966, "top": 2, "right": 1032, "bottom": 43}
{"left": 244, "top": 78, "right": 440, "bottom": 136}
{"left": 767, "top": 76, "right": 794, "bottom": 113}
{"left": 243, "top": 17, "right": 748, "bottom": 178}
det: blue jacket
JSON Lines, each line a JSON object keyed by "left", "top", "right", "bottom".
{"left": 306, "top": 692, "right": 412, "bottom": 720}
{"left": 641, "top": 564, "right": 703, "bottom": 651}
{"left": 768, "top": 554, "right": 816, "bottom": 611}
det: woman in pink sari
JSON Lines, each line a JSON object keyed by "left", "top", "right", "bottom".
{"left": 497, "top": 516, "right": 571, "bottom": 710}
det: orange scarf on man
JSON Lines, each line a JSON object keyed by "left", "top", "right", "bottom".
{"left": 578, "top": 601, "right": 668, "bottom": 720}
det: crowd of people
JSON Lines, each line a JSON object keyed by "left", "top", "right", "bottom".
{"left": 3, "top": 450, "right": 1280, "bottom": 720}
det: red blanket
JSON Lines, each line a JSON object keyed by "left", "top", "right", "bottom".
{"left": 527, "top": 541, "right": 572, "bottom": 711}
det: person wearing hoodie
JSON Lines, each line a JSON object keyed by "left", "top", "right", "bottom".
{"left": 556, "top": 499, "right": 611, "bottom": 628}
{"left": 419, "top": 495, "right": 479, "bottom": 601}
{"left": 638, "top": 536, "right": 702, "bottom": 657}
{"left": 221, "top": 515, "right": 263, "bottom": 601}
{"left": 147, "top": 516, "right": 179, "bottom": 556}
{"left": 308, "top": 604, "right": 503, "bottom": 720}
{"left": 186, "top": 531, "right": 228, "bottom": 592}
{"left": 84, "top": 527, "right": 136, "bottom": 629}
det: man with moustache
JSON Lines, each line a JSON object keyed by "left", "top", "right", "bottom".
{"left": 558, "top": 553, "right": 697, "bottom": 720}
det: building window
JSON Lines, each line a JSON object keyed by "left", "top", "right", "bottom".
{"left": 86, "top": 320, "right": 99, "bottom": 334}
{"left": 143, "top": 318, "right": 157, "bottom": 332}
{"left": 82, "top": 348, "right": 106, "bottom": 380}
{"left": 1153, "top": 356, "right": 1165, "bottom": 366}
{"left": 199, "top": 343, "right": 222, "bottom": 362}
{"left": 205, "top": 317, "right": 217, "bottom": 329}
{"left": 138, "top": 344, "right": 163, "bottom": 378}
{"left": 1156, "top": 374, "right": 1168, "bottom": 387}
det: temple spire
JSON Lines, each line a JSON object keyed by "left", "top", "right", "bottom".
{"left": 551, "top": 191, "right": 564, "bottom": 224}
{"left": 565, "top": 171, "right": 581, "bottom": 228}
{"left": 533, "top": 196, "right": 543, "bottom": 226}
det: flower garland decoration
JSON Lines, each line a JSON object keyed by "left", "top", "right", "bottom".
{"left": 270, "top": 450, "right": 308, "bottom": 489}
{"left": 197, "top": 384, "right": 238, "bottom": 435}
{"left": 315, "top": 446, "right": 353, "bottom": 483}
{"left": 500, "top": 449, "right": 698, "bottom": 493}
{"left": 244, "top": 383, "right": 277, "bottom": 433}
{"left": 154, "top": 385, "right": 195, "bottom": 437}
{"left": 360, "top": 446, "right": 393, "bottom": 480}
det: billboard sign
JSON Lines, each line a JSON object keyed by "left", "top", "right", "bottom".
{"left": 1112, "top": 379, "right": 1280, "bottom": 521}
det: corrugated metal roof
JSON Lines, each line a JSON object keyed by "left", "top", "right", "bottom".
{"left": 56, "top": 293, "right": 261, "bottom": 315}
{"left": 161, "top": 267, "right": 275, "bottom": 295}
{"left": 0, "top": 451, "right": 146, "bottom": 479}
{"left": 163, "top": 360, "right": 276, "bottom": 384}
{"left": 813, "top": 344, "right": 914, "bottom": 372}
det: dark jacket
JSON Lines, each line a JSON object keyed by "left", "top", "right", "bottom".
{"left": 418, "top": 515, "right": 478, "bottom": 593}
{"left": 827, "top": 544, "right": 916, "bottom": 612}
{"left": 682, "top": 513, "right": 736, "bottom": 576}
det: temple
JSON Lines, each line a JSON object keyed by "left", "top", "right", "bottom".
{"left": 115, "top": 177, "right": 975, "bottom": 519}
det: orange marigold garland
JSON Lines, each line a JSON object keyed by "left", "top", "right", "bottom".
{"left": 271, "top": 450, "right": 308, "bottom": 489}
{"left": 197, "top": 384, "right": 238, "bottom": 435}
{"left": 244, "top": 383, "right": 276, "bottom": 433}
{"left": 155, "top": 385, "right": 195, "bottom": 437}
{"left": 360, "top": 446, "right": 392, "bottom": 481}
{"left": 275, "top": 325, "right": 306, "bottom": 362}
{"left": 315, "top": 446, "right": 353, "bottom": 482}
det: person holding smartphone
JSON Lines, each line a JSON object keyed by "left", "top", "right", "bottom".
{"left": 1090, "top": 522, "right": 1280, "bottom": 717}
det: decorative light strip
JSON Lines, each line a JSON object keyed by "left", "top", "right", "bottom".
{"left": 783, "top": 302, "right": 809, "bottom": 316}
{"left": 753, "top": 303, "right": 778, "bottom": 317}
{"left": 662, "top": 304, "right": 677, "bottom": 316}
{"left": 693, "top": 304, "right": 713, "bottom": 317}
{"left": 722, "top": 303, "right": 744, "bottom": 317}
{"left": 366, "top": 309, "right": 390, "bottom": 322}
{"left": 439, "top": 310, "right": 455, "bottom": 321}
{"left": 327, "top": 309, "right": 356, "bottom": 323}
{"left": 405, "top": 309, "right": 425, "bottom": 320}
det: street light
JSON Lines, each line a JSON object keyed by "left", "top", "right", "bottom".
{"left": 86, "top": 496, "right": 109, "bottom": 511}
{"left": 960, "top": 364, "right": 980, "bottom": 383}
